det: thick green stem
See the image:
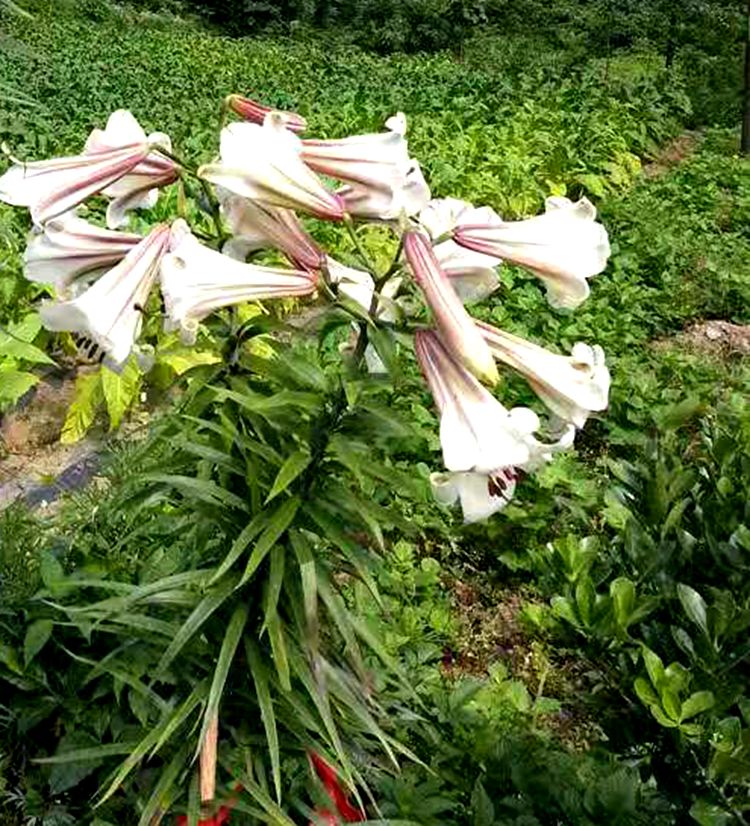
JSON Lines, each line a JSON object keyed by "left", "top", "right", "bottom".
{"left": 153, "top": 145, "right": 194, "bottom": 173}
{"left": 382, "top": 235, "right": 404, "bottom": 281}
{"left": 199, "top": 178, "right": 225, "bottom": 241}
{"left": 343, "top": 215, "right": 379, "bottom": 274}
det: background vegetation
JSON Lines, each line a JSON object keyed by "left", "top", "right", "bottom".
{"left": 0, "top": 0, "right": 749, "bottom": 824}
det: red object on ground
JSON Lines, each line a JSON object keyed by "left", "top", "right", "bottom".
{"left": 173, "top": 758, "right": 364, "bottom": 826}
{"left": 308, "top": 751, "right": 366, "bottom": 823}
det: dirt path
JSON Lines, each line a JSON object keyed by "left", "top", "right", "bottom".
{"left": 642, "top": 130, "right": 701, "bottom": 178}
{"left": 0, "top": 372, "right": 102, "bottom": 510}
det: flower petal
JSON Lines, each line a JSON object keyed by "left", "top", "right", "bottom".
{"left": 161, "top": 231, "right": 318, "bottom": 343}
{"left": 415, "top": 330, "right": 537, "bottom": 473}
{"left": 219, "top": 190, "right": 322, "bottom": 270}
{"left": 301, "top": 128, "right": 411, "bottom": 191}
{"left": 199, "top": 119, "right": 344, "bottom": 221}
{"left": 83, "top": 110, "right": 178, "bottom": 227}
{"left": 419, "top": 197, "right": 502, "bottom": 239}
{"left": 477, "top": 320, "right": 610, "bottom": 427}
{"left": 303, "top": 114, "right": 429, "bottom": 220}
{"left": 227, "top": 94, "right": 307, "bottom": 133}
{"left": 84, "top": 110, "right": 148, "bottom": 151}
{"left": 24, "top": 214, "right": 142, "bottom": 293}
{"left": 326, "top": 257, "right": 375, "bottom": 312}
{"left": 405, "top": 231, "right": 498, "bottom": 386}
{"left": 454, "top": 197, "right": 610, "bottom": 309}
{"left": 40, "top": 223, "right": 171, "bottom": 364}
{"left": 0, "top": 143, "right": 152, "bottom": 226}
{"left": 416, "top": 197, "right": 501, "bottom": 302}
{"left": 431, "top": 468, "right": 517, "bottom": 523}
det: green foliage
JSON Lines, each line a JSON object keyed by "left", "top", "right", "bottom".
{"left": 0, "top": 4, "right": 687, "bottom": 206}
{"left": 0, "top": 312, "right": 54, "bottom": 411}
{"left": 59, "top": 362, "right": 147, "bottom": 445}
{"left": 0, "top": 1, "right": 749, "bottom": 824}
{"left": 0, "top": 330, "right": 433, "bottom": 821}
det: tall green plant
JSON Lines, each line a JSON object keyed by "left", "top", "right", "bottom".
{"left": 0, "top": 57, "right": 613, "bottom": 817}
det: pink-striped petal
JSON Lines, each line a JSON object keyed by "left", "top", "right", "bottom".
{"left": 199, "top": 119, "right": 344, "bottom": 221}
{"left": 0, "top": 143, "right": 151, "bottom": 226}
{"left": 40, "top": 224, "right": 171, "bottom": 365}
{"left": 477, "top": 320, "right": 610, "bottom": 427}
{"left": 219, "top": 190, "right": 322, "bottom": 270}
{"left": 160, "top": 231, "right": 318, "bottom": 343}
{"left": 454, "top": 197, "right": 610, "bottom": 309}
{"left": 301, "top": 128, "right": 411, "bottom": 192}
{"left": 24, "top": 214, "right": 142, "bottom": 293}
{"left": 405, "top": 231, "right": 498, "bottom": 386}
{"left": 84, "top": 111, "right": 178, "bottom": 227}
{"left": 414, "top": 330, "right": 536, "bottom": 473}
{"left": 227, "top": 94, "right": 307, "bottom": 133}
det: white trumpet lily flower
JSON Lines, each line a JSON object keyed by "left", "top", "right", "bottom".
{"left": 24, "top": 213, "right": 142, "bottom": 294}
{"left": 415, "top": 330, "right": 543, "bottom": 473}
{"left": 339, "top": 159, "right": 430, "bottom": 221}
{"left": 476, "top": 321, "right": 610, "bottom": 427}
{"left": 198, "top": 117, "right": 344, "bottom": 221}
{"left": 219, "top": 190, "right": 322, "bottom": 270}
{"left": 84, "top": 110, "right": 178, "bottom": 228}
{"left": 418, "top": 197, "right": 501, "bottom": 302}
{"left": 0, "top": 143, "right": 151, "bottom": 226}
{"left": 406, "top": 231, "right": 498, "bottom": 386}
{"left": 430, "top": 468, "right": 517, "bottom": 524}
{"left": 417, "top": 330, "right": 576, "bottom": 522}
{"left": 40, "top": 223, "right": 172, "bottom": 365}
{"left": 454, "top": 197, "right": 610, "bottom": 309}
{"left": 430, "top": 420, "right": 574, "bottom": 523}
{"left": 161, "top": 230, "right": 318, "bottom": 344}
{"left": 327, "top": 114, "right": 430, "bottom": 220}
{"left": 301, "top": 122, "right": 411, "bottom": 193}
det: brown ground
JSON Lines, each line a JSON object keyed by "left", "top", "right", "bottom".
{"left": 0, "top": 370, "right": 103, "bottom": 508}
{"left": 642, "top": 131, "right": 700, "bottom": 178}
{"left": 442, "top": 577, "right": 604, "bottom": 749}
{"left": 653, "top": 320, "right": 750, "bottom": 358}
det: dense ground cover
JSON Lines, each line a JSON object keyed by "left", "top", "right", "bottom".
{"left": 1, "top": 2, "right": 749, "bottom": 824}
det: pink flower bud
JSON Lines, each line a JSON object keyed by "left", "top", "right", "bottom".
{"left": 405, "top": 231, "right": 498, "bottom": 386}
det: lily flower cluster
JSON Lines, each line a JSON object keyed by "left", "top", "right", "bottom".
{"left": 0, "top": 95, "right": 611, "bottom": 523}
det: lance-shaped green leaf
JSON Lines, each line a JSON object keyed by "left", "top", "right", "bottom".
{"left": 677, "top": 583, "right": 709, "bottom": 637}
{"left": 245, "top": 639, "right": 281, "bottom": 803}
{"left": 265, "top": 450, "right": 312, "bottom": 503}
{"left": 195, "top": 601, "right": 248, "bottom": 760}
{"left": 154, "top": 575, "right": 239, "bottom": 678}
{"left": 137, "top": 743, "right": 188, "bottom": 826}
{"left": 241, "top": 496, "right": 300, "bottom": 585}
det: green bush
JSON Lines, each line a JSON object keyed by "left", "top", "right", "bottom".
{"left": 1, "top": 0, "right": 749, "bottom": 821}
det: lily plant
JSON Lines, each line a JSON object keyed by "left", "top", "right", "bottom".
{"left": 0, "top": 98, "right": 611, "bottom": 525}
{"left": 0, "top": 94, "right": 613, "bottom": 821}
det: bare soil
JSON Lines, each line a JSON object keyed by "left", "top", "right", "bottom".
{"left": 0, "top": 370, "right": 100, "bottom": 508}
{"left": 642, "top": 131, "right": 701, "bottom": 178}
{"left": 442, "top": 577, "right": 604, "bottom": 749}
{"left": 653, "top": 320, "right": 750, "bottom": 358}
